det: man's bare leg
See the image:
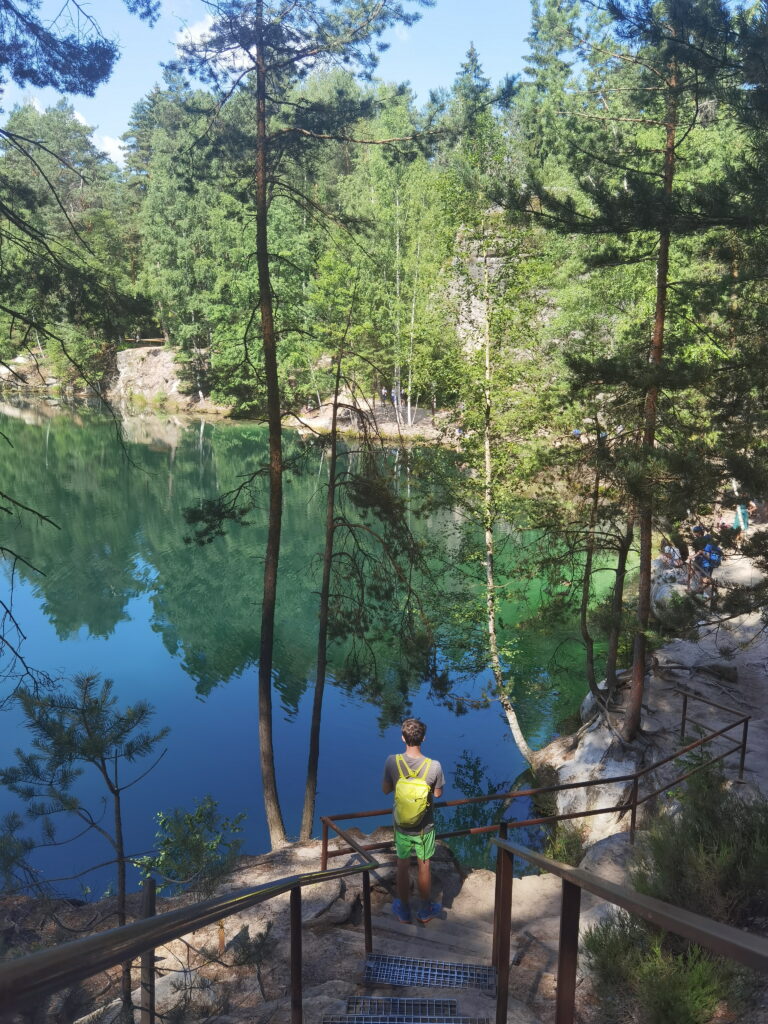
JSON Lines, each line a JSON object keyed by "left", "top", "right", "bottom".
{"left": 417, "top": 858, "right": 431, "bottom": 903}
{"left": 397, "top": 857, "right": 411, "bottom": 906}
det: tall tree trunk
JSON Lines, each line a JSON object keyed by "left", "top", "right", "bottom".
{"left": 481, "top": 243, "right": 536, "bottom": 767}
{"left": 406, "top": 238, "right": 420, "bottom": 427}
{"left": 300, "top": 351, "right": 343, "bottom": 839}
{"left": 255, "top": 2, "right": 287, "bottom": 847}
{"left": 111, "top": 780, "right": 132, "bottom": 1012}
{"left": 394, "top": 191, "right": 403, "bottom": 427}
{"left": 625, "top": 59, "right": 677, "bottom": 741}
{"left": 605, "top": 516, "right": 635, "bottom": 698}
{"left": 580, "top": 462, "right": 601, "bottom": 703}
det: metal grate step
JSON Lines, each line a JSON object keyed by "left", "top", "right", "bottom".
{"left": 364, "top": 954, "right": 497, "bottom": 993}
{"left": 323, "top": 1017, "right": 488, "bottom": 1024}
{"left": 346, "top": 999, "right": 459, "bottom": 1016}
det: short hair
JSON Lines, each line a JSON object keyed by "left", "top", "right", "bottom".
{"left": 401, "top": 718, "right": 426, "bottom": 746}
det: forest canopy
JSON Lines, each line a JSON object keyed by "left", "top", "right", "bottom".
{"left": 4, "top": 0, "right": 768, "bottom": 830}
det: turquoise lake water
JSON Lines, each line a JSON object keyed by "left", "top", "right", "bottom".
{"left": 0, "top": 401, "right": 591, "bottom": 894}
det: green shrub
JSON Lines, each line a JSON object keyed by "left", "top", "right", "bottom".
{"left": 632, "top": 768, "right": 768, "bottom": 927}
{"left": 44, "top": 326, "right": 115, "bottom": 390}
{"left": 544, "top": 821, "right": 587, "bottom": 866}
{"left": 134, "top": 795, "right": 245, "bottom": 897}
{"left": 582, "top": 766, "right": 767, "bottom": 1022}
{"left": 582, "top": 910, "right": 650, "bottom": 997}
{"left": 584, "top": 916, "right": 729, "bottom": 1024}
{"left": 636, "top": 942, "right": 726, "bottom": 1024}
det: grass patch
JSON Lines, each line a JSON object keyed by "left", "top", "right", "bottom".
{"left": 544, "top": 821, "right": 587, "bottom": 866}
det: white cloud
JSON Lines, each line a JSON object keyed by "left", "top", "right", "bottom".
{"left": 96, "top": 134, "right": 126, "bottom": 167}
{"left": 30, "top": 96, "right": 45, "bottom": 113}
{"left": 394, "top": 25, "right": 410, "bottom": 42}
{"left": 73, "top": 110, "right": 89, "bottom": 126}
{"left": 175, "top": 14, "right": 215, "bottom": 51}
{"left": 174, "top": 13, "right": 252, "bottom": 72}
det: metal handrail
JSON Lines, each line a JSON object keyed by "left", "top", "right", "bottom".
{"left": 320, "top": 685, "right": 750, "bottom": 868}
{"left": 490, "top": 837, "right": 768, "bottom": 1024}
{"left": 0, "top": 685, "right": 750, "bottom": 1022}
{"left": 0, "top": 858, "right": 378, "bottom": 1016}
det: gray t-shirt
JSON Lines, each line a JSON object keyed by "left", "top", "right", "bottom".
{"left": 383, "top": 753, "right": 445, "bottom": 835}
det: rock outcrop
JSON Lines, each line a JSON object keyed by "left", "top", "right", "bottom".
{"left": 109, "top": 346, "right": 229, "bottom": 415}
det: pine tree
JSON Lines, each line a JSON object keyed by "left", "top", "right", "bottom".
{"left": 520, "top": 0, "right": 768, "bottom": 739}
{"left": 172, "top": 0, "right": 431, "bottom": 848}
{"left": 1, "top": 675, "right": 168, "bottom": 1012}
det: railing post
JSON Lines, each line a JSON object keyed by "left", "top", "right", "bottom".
{"left": 494, "top": 848, "right": 513, "bottom": 1024}
{"left": 140, "top": 878, "right": 156, "bottom": 1024}
{"left": 321, "top": 820, "right": 329, "bottom": 871}
{"left": 362, "top": 870, "right": 373, "bottom": 956}
{"left": 739, "top": 718, "right": 749, "bottom": 780}
{"left": 629, "top": 776, "right": 639, "bottom": 846}
{"left": 680, "top": 692, "right": 688, "bottom": 741}
{"left": 491, "top": 821, "right": 507, "bottom": 969}
{"left": 555, "top": 879, "right": 581, "bottom": 1024}
{"left": 290, "top": 887, "right": 303, "bottom": 1024}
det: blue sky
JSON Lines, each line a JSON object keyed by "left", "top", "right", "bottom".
{"left": 2, "top": 0, "right": 532, "bottom": 164}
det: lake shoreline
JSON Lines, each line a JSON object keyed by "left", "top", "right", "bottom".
{"left": 0, "top": 347, "right": 458, "bottom": 443}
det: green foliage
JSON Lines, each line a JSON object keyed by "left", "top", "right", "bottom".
{"left": 583, "top": 915, "right": 727, "bottom": 1024}
{"left": 0, "top": 100, "right": 149, "bottom": 374}
{"left": 633, "top": 767, "right": 768, "bottom": 926}
{"left": 583, "top": 766, "right": 767, "bottom": 1022}
{"left": 1, "top": 675, "right": 168, "bottom": 819}
{"left": 0, "top": 811, "right": 35, "bottom": 891}
{"left": 544, "top": 821, "right": 587, "bottom": 866}
{"left": 134, "top": 795, "right": 245, "bottom": 897}
{"left": 435, "top": 752, "right": 511, "bottom": 869}
{"left": 0, "top": 674, "right": 168, "bottom": 903}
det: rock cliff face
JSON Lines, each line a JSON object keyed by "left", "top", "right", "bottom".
{"left": 109, "top": 346, "right": 229, "bottom": 415}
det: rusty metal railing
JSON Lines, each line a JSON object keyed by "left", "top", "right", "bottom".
{"left": 0, "top": 686, "right": 750, "bottom": 1024}
{"left": 490, "top": 837, "right": 768, "bottom": 1024}
{"left": 0, "top": 851, "right": 378, "bottom": 1024}
{"left": 320, "top": 686, "right": 750, "bottom": 868}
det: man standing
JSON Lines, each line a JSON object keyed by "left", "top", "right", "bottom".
{"left": 382, "top": 718, "right": 445, "bottom": 924}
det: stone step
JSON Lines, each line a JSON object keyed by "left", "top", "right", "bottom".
{"left": 370, "top": 913, "right": 494, "bottom": 960}
{"left": 363, "top": 954, "right": 497, "bottom": 994}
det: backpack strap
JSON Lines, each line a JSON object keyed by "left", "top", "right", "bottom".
{"left": 395, "top": 755, "right": 431, "bottom": 780}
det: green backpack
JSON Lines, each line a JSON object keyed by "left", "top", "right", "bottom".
{"left": 394, "top": 755, "right": 432, "bottom": 827}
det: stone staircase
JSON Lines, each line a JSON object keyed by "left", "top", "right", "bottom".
{"left": 305, "top": 837, "right": 639, "bottom": 1024}
{"left": 317, "top": 887, "right": 546, "bottom": 1024}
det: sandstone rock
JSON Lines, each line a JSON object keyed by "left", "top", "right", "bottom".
{"left": 554, "top": 721, "right": 636, "bottom": 845}
{"left": 578, "top": 832, "right": 636, "bottom": 886}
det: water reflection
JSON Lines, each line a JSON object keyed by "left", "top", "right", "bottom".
{"left": 2, "top": 405, "right": 442, "bottom": 709}
{"left": 2, "top": 401, "right": 592, "bottom": 723}
{"left": 0, "top": 400, "right": 590, "bottom": 879}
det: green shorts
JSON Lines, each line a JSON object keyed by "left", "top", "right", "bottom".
{"left": 395, "top": 826, "right": 435, "bottom": 861}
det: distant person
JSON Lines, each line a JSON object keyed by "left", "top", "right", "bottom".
{"left": 734, "top": 503, "right": 749, "bottom": 532}
{"left": 380, "top": 386, "right": 387, "bottom": 406}
{"left": 672, "top": 532, "right": 689, "bottom": 563}
{"left": 693, "top": 538, "right": 723, "bottom": 581}
{"left": 382, "top": 718, "right": 445, "bottom": 925}
{"left": 659, "top": 538, "right": 682, "bottom": 569}
{"left": 733, "top": 502, "right": 750, "bottom": 547}
{"left": 691, "top": 524, "right": 712, "bottom": 552}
